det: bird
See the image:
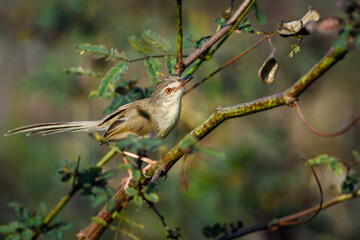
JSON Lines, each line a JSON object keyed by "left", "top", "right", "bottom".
{"left": 5, "top": 76, "right": 193, "bottom": 142}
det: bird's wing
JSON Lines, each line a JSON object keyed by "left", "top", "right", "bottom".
{"left": 103, "top": 103, "right": 155, "bottom": 141}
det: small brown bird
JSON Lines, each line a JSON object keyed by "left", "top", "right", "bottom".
{"left": 5, "top": 76, "right": 193, "bottom": 141}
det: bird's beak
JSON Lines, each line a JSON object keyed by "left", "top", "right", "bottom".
{"left": 176, "top": 75, "right": 193, "bottom": 91}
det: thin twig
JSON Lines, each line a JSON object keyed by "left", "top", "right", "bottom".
{"left": 294, "top": 101, "right": 360, "bottom": 137}
{"left": 175, "top": 0, "right": 184, "bottom": 73}
{"left": 277, "top": 157, "right": 323, "bottom": 226}
{"left": 185, "top": 33, "right": 276, "bottom": 94}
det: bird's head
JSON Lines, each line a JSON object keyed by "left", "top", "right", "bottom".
{"left": 150, "top": 76, "right": 193, "bottom": 106}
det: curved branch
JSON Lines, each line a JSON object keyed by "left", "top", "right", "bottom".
{"left": 218, "top": 189, "right": 360, "bottom": 240}
{"left": 77, "top": 36, "right": 349, "bottom": 239}
{"left": 176, "top": 0, "right": 255, "bottom": 75}
{"left": 294, "top": 101, "right": 360, "bottom": 137}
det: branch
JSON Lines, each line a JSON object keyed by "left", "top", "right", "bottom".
{"left": 185, "top": 32, "right": 276, "bottom": 94}
{"left": 218, "top": 189, "right": 360, "bottom": 239}
{"left": 175, "top": 0, "right": 183, "bottom": 73}
{"left": 176, "top": 0, "right": 255, "bottom": 75}
{"left": 294, "top": 101, "right": 360, "bottom": 137}
{"left": 76, "top": 34, "right": 349, "bottom": 239}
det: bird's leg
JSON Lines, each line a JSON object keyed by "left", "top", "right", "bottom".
{"left": 122, "top": 156, "right": 133, "bottom": 189}
{"left": 122, "top": 150, "right": 157, "bottom": 176}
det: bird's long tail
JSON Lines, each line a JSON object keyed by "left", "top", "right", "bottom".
{"left": 5, "top": 121, "right": 103, "bottom": 136}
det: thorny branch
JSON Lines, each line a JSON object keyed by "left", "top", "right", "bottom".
{"left": 76, "top": 2, "right": 360, "bottom": 240}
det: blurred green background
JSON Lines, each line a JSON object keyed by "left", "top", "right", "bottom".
{"left": 1, "top": 0, "right": 359, "bottom": 239}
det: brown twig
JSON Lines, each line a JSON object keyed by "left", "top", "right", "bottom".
{"left": 294, "top": 101, "right": 360, "bottom": 137}
{"left": 218, "top": 158, "right": 325, "bottom": 239}
{"left": 175, "top": 0, "right": 184, "bottom": 73}
{"left": 177, "top": 0, "right": 255, "bottom": 75}
{"left": 185, "top": 32, "right": 276, "bottom": 94}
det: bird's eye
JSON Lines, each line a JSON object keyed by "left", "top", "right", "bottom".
{"left": 165, "top": 88, "right": 173, "bottom": 94}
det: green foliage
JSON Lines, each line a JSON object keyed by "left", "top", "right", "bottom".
{"left": 342, "top": 173, "right": 359, "bottom": 194}
{"left": 128, "top": 36, "right": 153, "bottom": 54}
{"left": 141, "top": 30, "right": 171, "bottom": 53}
{"left": 165, "top": 55, "right": 177, "bottom": 76}
{"left": 238, "top": 18, "right": 252, "bottom": 33}
{"left": 116, "top": 134, "right": 163, "bottom": 153}
{"left": 202, "top": 221, "right": 243, "bottom": 239}
{"left": 98, "top": 61, "right": 128, "bottom": 98}
{"left": 57, "top": 158, "right": 116, "bottom": 208}
{"left": 63, "top": 67, "right": 101, "bottom": 77}
{"left": 75, "top": 43, "right": 127, "bottom": 61}
{"left": 181, "top": 135, "right": 226, "bottom": 160}
{"left": 252, "top": 3, "right": 266, "bottom": 25}
{"left": 308, "top": 154, "right": 344, "bottom": 175}
{"left": 288, "top": 44, "right": 301, "bottom": 58}
{"left": 145, "top": 57, "right": 162, "bottom": 84}
{"left": 0, "top": 202, "right": 73, "bottom": 240}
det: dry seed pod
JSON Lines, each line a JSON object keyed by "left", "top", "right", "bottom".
{"left": 258, "top": 58, "right": 279, "bottom": 86}
{"left": 278, "top": 9, "right": 320, "bottom": 36}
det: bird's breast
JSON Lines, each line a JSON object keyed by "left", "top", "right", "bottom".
{"left": 155, "top": 101, "right": 182, "bottom": 138}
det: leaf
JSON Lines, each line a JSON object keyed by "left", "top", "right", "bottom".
{"left": 352, "top": 150, "right": 360, "bottom": 162}
{"left": 142, "top": 30, "right": 171, "bottom": 53}
{"left": 125, "top": 187, "right": 138, "bottom": 196}
{"left": 308, "top": 154, "right": 344, "bottom": 175}
{"left": 288, "top": 44, "right": 301, "bottom": 58}
{"left": 63, "top": 67, "right": 101, "bottom": 77}
{"left": 91, "top": 195, "right": 108, "bottom": 208}
{"left": 90, "top": 217, "right": 107, "bottom": 226}
{"left": 75, "top": 43, "right": 127, "bottom": 61}
{"left": 133, "top": 170, "right": 142, "bottom": 181}
{"left": 128, "top": 36, "right": 153, "bottom": 54}
{"left": 166, "top": 55, "right": 177, "bottom": 75}
{"left": 102, "top": 170, "right": 116, "bottom": 180}
{"left": 253, "top": 3, "right": 266, "bottom": 25}
{"left": 106, "top": 199, "right": 117, "bottom": 212}
{"left": 145, "top": 58, "right": 162, "bottom": 85}
{"left": 238, "top": 18, "right": 252, "bottom": 33}
{"left": 99, "top": 62, "right": 128, "bottom": 98}
{"left": 118, "top": 163, "right": 133, "bottom": 170}
{"left": 60, "top": 222, "right": 74, "bottom": 232}
{"left": 143, "top": 193, "right": 159, "bottom": 203}
{"left": 54, "top": 230, "right": 64, "bottom": 240}
{"left": 199, "top": 147, "right": 226, "bottom": 160}
{"left": 133, "top": 195, "right": 143, "bottom": 207}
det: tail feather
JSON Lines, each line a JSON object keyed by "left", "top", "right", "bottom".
{"left": 5, "top": 121, "right": 102, "bottom": 136}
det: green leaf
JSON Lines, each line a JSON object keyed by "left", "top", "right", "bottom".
{"left": 91, "top": 195, "right": 108, "bottom": 208}
{"left": 106, "top": 199, "right": 116, "bottom": 212}
{"left": 0, "top": 224, "right": 16, "bottom": 234}
{"left": 55, "top": 230, "right": 64, "bottom": 240}
{"left": 145, "top": 58, "right": 162, "bottom": 85}
{"left": 308, "top": 154, "right": 344, "bottom": 175}
{"left": 125, "top": 187, "right": 138, "bottom": 196}
{"left": 90, "top": 217, "right": 107, "bottom": 226}
{"left": 166, "top": 55, "right": 177, "bottom": 75}
{"left": 133, "top": 195, "right": 143, "bottom": 207}
{"left": 102, "top": 170, "right": 115, "bottom": 180}
{"left": 60, "top": 222, "right": 74, "bottom": 232}
{"left": 199, "top": 147, "right": 226, "bottom": 160}
{"left": 133, "top": 170, "right": 142, "bottom": 181}
{"left": 142, "top": 30, "right": 171, "bottom": 53}
{"left": 91, "top": 186, "right": 106, "bottom": 195}
{"left": 98, "top": 61, "right": 128, "bottom": 98}
{"left": 253, "top": 3, "right": 266, "bottom": 25}
{"left": 75, "top": 43, "right": 127, "bottom": 61}
{"left": 238, "top": 18, "right": 252, "bottom": 33}
{"left": 20, "top": 228, "right": 33, "bottom": 240}
{"left": 118, "top": 163, "right": 133, "bottom": 170}
{"left": 143, "top": 193, "right": 159, "bottom": 203}
{"left": 352, "top": 150, "right": 360, "bottom": 162}
{"left": 63, "top": 67, "right": 101, "bottom": 77}
{"left": 128, "top": 36, "right": 153, "bottom": 54}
